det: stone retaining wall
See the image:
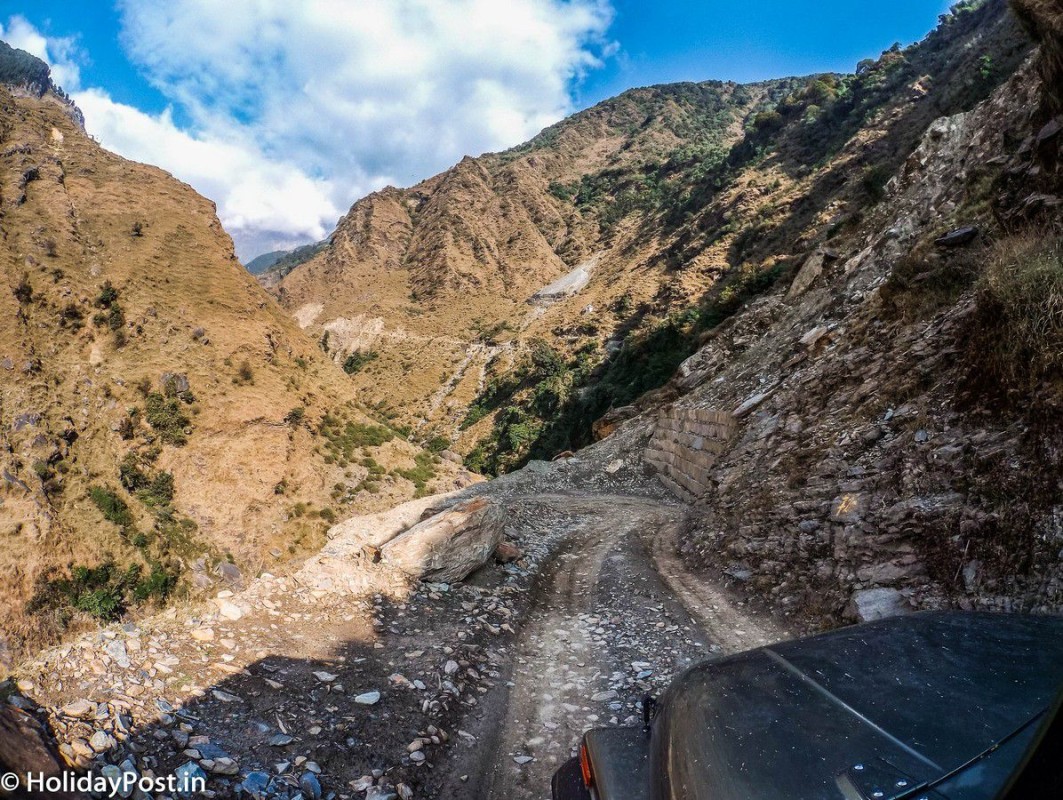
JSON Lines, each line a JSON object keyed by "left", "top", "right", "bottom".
{"left": 645, "top": 407, "right": 737, "bottom": 499}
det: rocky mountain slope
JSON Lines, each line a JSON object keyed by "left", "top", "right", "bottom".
{"left": 0, "top": 56, "right": 471, "bottom": 665}
{"left": 271, "top": 0, "right": 1032, "bottom": 478}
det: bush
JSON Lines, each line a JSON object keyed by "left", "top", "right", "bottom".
{"left": 343, "top": 350, "right": 378, "bottom": 374}
{"left": 59, "top": 302, "right": 84, "bottom": 329}
{"left": 89, "top": 485, "right": 135, "bottom": 531}
{"left": 138, "top": 471, "right": 175, "bottom": 508}
{"left": 285, "top": 406, "right": 306, "bottom": 427}
{"left": 96, "top": 281, "right": 119, "bottom": 308}
{"left": 145, "top": 393, "right": 190, "bottom": 445}
{"left": 13, "top": 274, "right": 32, "bottom": 304}
{"left": 393, "top": 452, "right": 437, "bottom": 497}
{"left": 970, "top": 236, "right": 1063, "bottom": 393}
{"left": 236, "top": 360, "right": 254, "bottom": 384}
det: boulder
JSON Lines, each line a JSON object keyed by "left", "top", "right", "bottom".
{"left": 592, "top": 406, "right": 637, "bottom": 441}
{"left": 381, "top": 497, "right": 504, "bottom": 583}
{"left": 846, "top": 587, "right": 912, "bottom": 623}
{"left": 0, "top": 705, "right": 88, "bottom": 798}
{"left": 933, "top": 226, "right": 978, "bottom": 247}
{"left": 494, "top": 540, "right": 523, "bottom": 563}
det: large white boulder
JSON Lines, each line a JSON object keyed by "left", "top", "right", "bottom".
{"left": 381, "top": 497, "right": 504, "bottom": 583}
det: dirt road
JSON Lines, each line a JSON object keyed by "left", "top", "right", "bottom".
{"left": 445, "top": 493, "right": 786, "bottom": 799}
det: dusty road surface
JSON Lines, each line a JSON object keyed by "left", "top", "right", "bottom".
{"left": 442, "top": 493, "right": 786, "bottom": 800}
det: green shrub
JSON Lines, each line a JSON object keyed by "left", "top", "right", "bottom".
{"left": 285, "top": 406, "right": 306, "bottom": 427}
{"left": 89, "top": 485, "right": 135, "bottom": 531}
{"left": 96, "top": 281, "right": 119, "bottom": 308}
{"left": 393, "top": 452, "right": 437, "bottom": 497}
{"left": 107, "top": 302, "right": 125, "bottom": 331}
{"left": 59, "top": 302, "right": 84, "bottom": 329}
{"left": 425, "top": 435, "right": 450, "bottom": 453}
{"left": 132, "top": 563, "right": 177, "bottom": 602}
{"left": 343, "top": 350, "right": 378, "bottom": 374}
{"left": 137, "top": 471, "right": 175, "bottom": 508}
{"left": 145, "top": 393, "right": 190, "bottom": 445}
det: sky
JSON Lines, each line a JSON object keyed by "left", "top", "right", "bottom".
{"left": 1, "top": 1, "right": 954, "bottom": 261}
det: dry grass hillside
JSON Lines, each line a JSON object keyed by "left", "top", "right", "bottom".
{"left": 271, "top": 0, "right": 1032, "bottom": 477}
{"left": 0, "top": 77, "right": 470, "bottom": 662}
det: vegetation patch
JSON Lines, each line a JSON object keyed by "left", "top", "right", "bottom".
{"left": 145, "top": 392, "right": 191, "bottom": 445}
{"left": 967, "top": 235, "right": 1063, "bottom": 397}
{"left": 343, "top": 350, "right": 379, "bottom": 374}
{"left": 392, "top": 452, "right": 438, "bottom": 498}
{"left": 319, "top": 413, "right": 396, "bottom": 464}
{"left": 27, "top": 560, "right": 177, "bottom": 623}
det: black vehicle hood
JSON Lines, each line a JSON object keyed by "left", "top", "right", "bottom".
{"left": 649, "top": 612, "right": 1063, "bottom": 800}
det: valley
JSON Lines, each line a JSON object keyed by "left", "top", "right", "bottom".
{"left": 1, "top": 0, "right": 1062, "bottom": 798}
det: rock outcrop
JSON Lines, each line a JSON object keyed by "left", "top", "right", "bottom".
{"left": 381, "top": 498, "right": 505, "bottom": 584}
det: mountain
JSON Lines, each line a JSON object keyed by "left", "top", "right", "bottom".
{"left": 0, "top": 51, "right": 471, "bottom": 663}
{"left": 270, "top": 0, "right": 1032, "bottom": 475}
{"left": 243, "top": 249, "right": 286, "bottom": 274}
{"left": 245, "top": 240, "right": 327, "bottom": 278}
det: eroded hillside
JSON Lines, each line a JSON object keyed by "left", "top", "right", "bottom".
{"left": 0, "top": 62, "right": 472, "bottom": 663}
{"left": 270, "top": 0, "right": 1031, "bottom": 478}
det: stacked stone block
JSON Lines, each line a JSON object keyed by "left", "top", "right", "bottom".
{"left": 645, "top": 406, "right": 737, "bottom": 500}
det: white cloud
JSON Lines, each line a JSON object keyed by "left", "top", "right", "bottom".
{"left": 72, "top": 89, "right": 344, "bottom": 256}
{"left": 3, "top": 2, "right": 615, "bottom": 260}
{"left": 0, "top": 15, "right": 82, "bottom": 91}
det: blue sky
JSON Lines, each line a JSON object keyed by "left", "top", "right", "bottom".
{"left": 2, "top": 1, "right": 954, "bottom": 259}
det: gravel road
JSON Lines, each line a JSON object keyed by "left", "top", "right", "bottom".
{"left": 442, "top": 493, "right": 786, "bottom": 799}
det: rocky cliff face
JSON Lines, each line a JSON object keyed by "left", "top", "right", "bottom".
{"left": 0, "top": 62, "right": 471, "bottom": 664}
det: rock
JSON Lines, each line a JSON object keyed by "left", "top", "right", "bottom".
{"left": 240, "top": 771, "right": 271, "bottom": 798}
{"left": 439, "top": 449, "right": 463, "bottom": 465}
{"left": 212, "top": 689, "right": 242, "bottom": 703}
{"left": 800, "top": 325, "right": 829, "bottom": 347}
{"left": 355, "top": 691, "right": 381, "bottom": 705}
{"left": 214, "top": 561, "right": 243, "bottom": 587}
{"left": 313, "top": 671, "right": 338, "bottom": 683}
{"left": 208, "top": 756, "right": 240, "bottom": 775}
{"left": 444, "top": 660, "right": 459, "bottom": 675}
{"left": 0, "top": 705, "right": 88, "bottom": 798}
{"left": 787, "top": 248, "right": 828, "bottom": 299}
{"left": 933, "top": 226, "right": 978, "bottom": 247}
{"left": 592, "top": 406, "right": 637, "bottom": 441}
{"left": 60, "top": 699, "right": 97, "bottom": 720}
{"left": 104, "top": 639, "right": 131, "bottom": 669}
{"left": 176, "top": 762, "right": 207, "bottom": 797}
{"left": 513, "top": 755, "right": 534, "bottom": 764}
{"left": 191, "top": 627, "right": 215, "bottom": 642}
{"left": 381, "top": 497, "right": 505, "bottom": 583}
{"left": 300, "top": 771, "right": 322, "bottom": 799}
{"left": 217, "top": 599, "right": 244, "bottom": 621}
{"left": 494, "top": 540, "right": 522, "bottom": 564}
{"left": 89, "top": 730, "right": 117, "bottom": 753}
{"left": 269, "top": 734, "right": 294, "bottom": 747}
{"left": 409, "top": 751, "right": 426, "bottom": 764}
{"left": 847, "top": 588, "right": 912, "bottom": 623}
{"left": 159, "top": 372, "right": 190, "bottom": 395}
{"left": 732, "top": 391, "right": 772, "bottom": 419}
{"left": 1036, "top": 116, "right": 1061, "bottom": 148}
{"left": 352, "top": 775, "right": 374, "bottom": 791}
{"left": 369, "top": 787, "right": 400, "bottom": 800}
{"left": 963, "top": 559, "right": 982, "bottom": 593}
